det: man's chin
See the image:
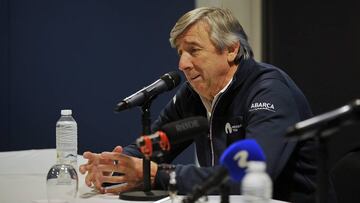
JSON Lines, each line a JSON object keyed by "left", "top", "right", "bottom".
{"left": 190, "top": 85, "right": 209, "bottom": 99}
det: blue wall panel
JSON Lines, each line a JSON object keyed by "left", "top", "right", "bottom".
{"left": 1, "top": 0, "right": 195, "bottom": 164}
{"left": 0, "top": 0, "right": 10, "bottom": 151}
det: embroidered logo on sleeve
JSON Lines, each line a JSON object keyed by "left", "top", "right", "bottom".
{"left": 249, "top": 102, "right": 276, "bottom": 112}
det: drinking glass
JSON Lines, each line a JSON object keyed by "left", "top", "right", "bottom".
{"left": 46, "top": 164, "right": 78, "bottom": 203}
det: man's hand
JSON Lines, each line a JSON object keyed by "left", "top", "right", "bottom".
{"left": 79, "top": 146, "right": 158, "bottom": 194}
{"left": 99, "top": 151, "right": 158, "bottom": 194}
{"left": 79, "top": 146, "right": 123, "bottom": 192}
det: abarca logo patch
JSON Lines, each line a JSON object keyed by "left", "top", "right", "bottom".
{"left": 249, "top": 102, "right": 276, "bottom": 112}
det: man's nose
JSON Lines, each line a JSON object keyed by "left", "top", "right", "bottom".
{"left": 178, "top": 53, "right": 192, "bottom": 71}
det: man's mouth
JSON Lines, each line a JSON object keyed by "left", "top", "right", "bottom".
{"left": 190, "top": 75, "right": 201, "bottom": 81}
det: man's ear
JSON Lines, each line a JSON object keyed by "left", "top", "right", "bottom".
{"left": 227, "top": 42, "right": 240, "bottom": 63}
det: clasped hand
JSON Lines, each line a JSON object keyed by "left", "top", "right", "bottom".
{"left": 79, "top": 146, "right": 158, "bottom": 194}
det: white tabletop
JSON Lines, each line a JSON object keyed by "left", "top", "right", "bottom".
{"left": 0, "top": 149, "right": 287, "bottom": 203}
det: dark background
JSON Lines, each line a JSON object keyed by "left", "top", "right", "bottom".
{"left": 0, "top": 0, "right": 195, "bottom": 163}
{"left": 1, "top": 0, "right": 359, "bottom": 169}
{"left": 263, "top": 1, "right": 360, "bottom": 167}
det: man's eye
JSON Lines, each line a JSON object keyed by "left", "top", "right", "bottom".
{"left": 190, "top": 48, "right": 200, "bottom": 55}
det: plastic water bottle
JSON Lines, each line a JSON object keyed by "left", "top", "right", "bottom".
{"left": 56, "top": 109, "right": 77, "bottom": 168}
{"left": 241, "top": 161, "right": 273, "bottom": 203}
{"left": 168, "top": 170, "right": 177, "bottom": 202}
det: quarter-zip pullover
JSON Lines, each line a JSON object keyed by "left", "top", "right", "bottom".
{"left": 123, "top": 57, "right": 317, "bottom": 202}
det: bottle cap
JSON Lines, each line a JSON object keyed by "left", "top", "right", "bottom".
{"left": 247, "top": 161, "right": 266, "bottom": 172}
{"left": 61, "top": 109, "right": 72, "bottom": 116}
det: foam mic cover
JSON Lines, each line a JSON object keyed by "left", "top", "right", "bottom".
{"left": 160, "top": 116, "right": 209, "bottom": 144}
{"left": 182, "top": 139, "right": 266, "bottom": 203}
{"left": 220, "top": 139, "right": 266, "bottom": 181}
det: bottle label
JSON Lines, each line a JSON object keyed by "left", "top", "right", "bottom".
{"left": 56, "top": 121, "right": 77, "bottom": 168}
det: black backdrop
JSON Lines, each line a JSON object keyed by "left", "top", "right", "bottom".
{"left": 263, "top": 1, "right": 360, "bottom": 167}
{"left": 0, "top": 0, "right": 195, "bottom": 163}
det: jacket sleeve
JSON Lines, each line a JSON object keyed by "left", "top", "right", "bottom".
{"left": 244, "top": 78, "right": 301, "bottom": 179}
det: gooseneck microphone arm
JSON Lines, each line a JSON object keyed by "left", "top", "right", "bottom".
{"left": 286, "top": 98, "right": 360, "bottom": 140}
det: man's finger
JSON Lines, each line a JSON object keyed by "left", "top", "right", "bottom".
{"left": 93, "top": 172, "right": 104, "bottom": 190}
{"left": 97, "top": 163, "right": 126, "bottom": 173}
{"left": 112, "top": 145, "right": 123, "bottom": 153}
{"left": 100, "top": 152, "right": 131, "bottom": 164}
{"left": 85, "top": 171, "right": 94, "bottom": 187}
{"left": 100, "top": 151, "right": 121, "bottom": 160}
{"left": 104, "top": 182, "right": 130, "bottom": 194}
{"left": 101, "top": 175, "right": 126, "bottom": 184}
{"left": 83, "top": 151, "right": 98, "bottom": 159}
{"left": 79, "top": 164, "right": 88, "bottom": 174}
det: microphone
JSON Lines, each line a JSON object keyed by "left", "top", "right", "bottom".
{"left": 183, "top": 139, "right": 266, "bottom": 203}
{"left": 115, "top": 71, "right": 181, "bottom": 112}
{"left": 286, "top": 98, "right": 360, "bottom": 140}
{"left": 136, "top": 116, "right": 209, "bottom": 157}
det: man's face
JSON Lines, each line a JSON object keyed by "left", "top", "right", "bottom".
{"left": 175, "top": 21, "right": 234, "bottom": 101}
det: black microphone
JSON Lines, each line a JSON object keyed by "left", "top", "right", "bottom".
{"left": 115, "top": 71, "right": 181, "bottom": 112}
{"left": 287, "top": 99, "right": 360, "bottom": 140}
{"left": 136, "top": 117, "right": 208, "bottom": 157}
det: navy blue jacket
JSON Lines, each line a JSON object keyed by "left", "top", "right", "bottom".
{"left": 123, "top": 57, "right": 317, "bottom": 202}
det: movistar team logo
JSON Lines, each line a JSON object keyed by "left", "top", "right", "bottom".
{"left": 249, "top": 102, "right": 275, "bottom": 112}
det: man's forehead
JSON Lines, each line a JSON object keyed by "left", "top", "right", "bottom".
{"left": 175, "top": 21, "right": 210, "bottom": 48}
{"left": 176, "top": 38, "right": 201, "bottom": 48}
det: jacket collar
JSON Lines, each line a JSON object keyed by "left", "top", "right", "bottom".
{"left": 230, "top": 56, "right": 257, "bottom": 90}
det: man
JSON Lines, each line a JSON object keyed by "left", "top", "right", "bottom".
{"left": 80, "top": 7, "right": 317, "bottom": 202}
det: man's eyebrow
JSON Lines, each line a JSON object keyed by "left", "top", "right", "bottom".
{"left": 184, "top": 40, "right": 201, "bottom": 47}
{"left": 176, "top": 41, "right": 201, "bottom": 50}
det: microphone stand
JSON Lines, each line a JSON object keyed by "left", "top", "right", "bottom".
{"left": 220, "top": 183, "right": 229, "bottom": 203}
{"left": 315, "top": 131, "right": 329, "bottom": 203}
{"left": 119, "top": 100, "right": 168, "bottom": 201}
{"left": 182, "top": 167, "right": 228, "bottom": 203}
{"left": 141, "top": 102, "right": 152, "bottom": 192}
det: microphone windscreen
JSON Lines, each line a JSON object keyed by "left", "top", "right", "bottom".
{"left": 161, "top": 116, "right": 208, "bottom": 144}
{"left": 161, "top": 71, "right": 181, "bottom": 90}
{"left": 220, "top": 139, "right": 266, "bottom": 181}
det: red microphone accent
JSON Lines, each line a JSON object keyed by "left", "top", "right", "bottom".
{"left": 140, "top": 136, "right": 153, "bottom": 157}
{"left": 158, "top": 131, "right": 170, "bottom": 151}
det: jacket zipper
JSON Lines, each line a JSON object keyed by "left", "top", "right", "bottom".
{"left": 209, "top": 92, "right": 224, "bottom": 166}
{"left": 208, "top": 78, "right": 235, "bottom": 166}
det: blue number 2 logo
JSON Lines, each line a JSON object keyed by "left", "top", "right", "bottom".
{"left": 233, "top": 150, "right": 249, "bottom": 168}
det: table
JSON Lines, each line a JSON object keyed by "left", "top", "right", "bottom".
{"left": 0, "top": 149, "right": 287, "bottom": 203}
